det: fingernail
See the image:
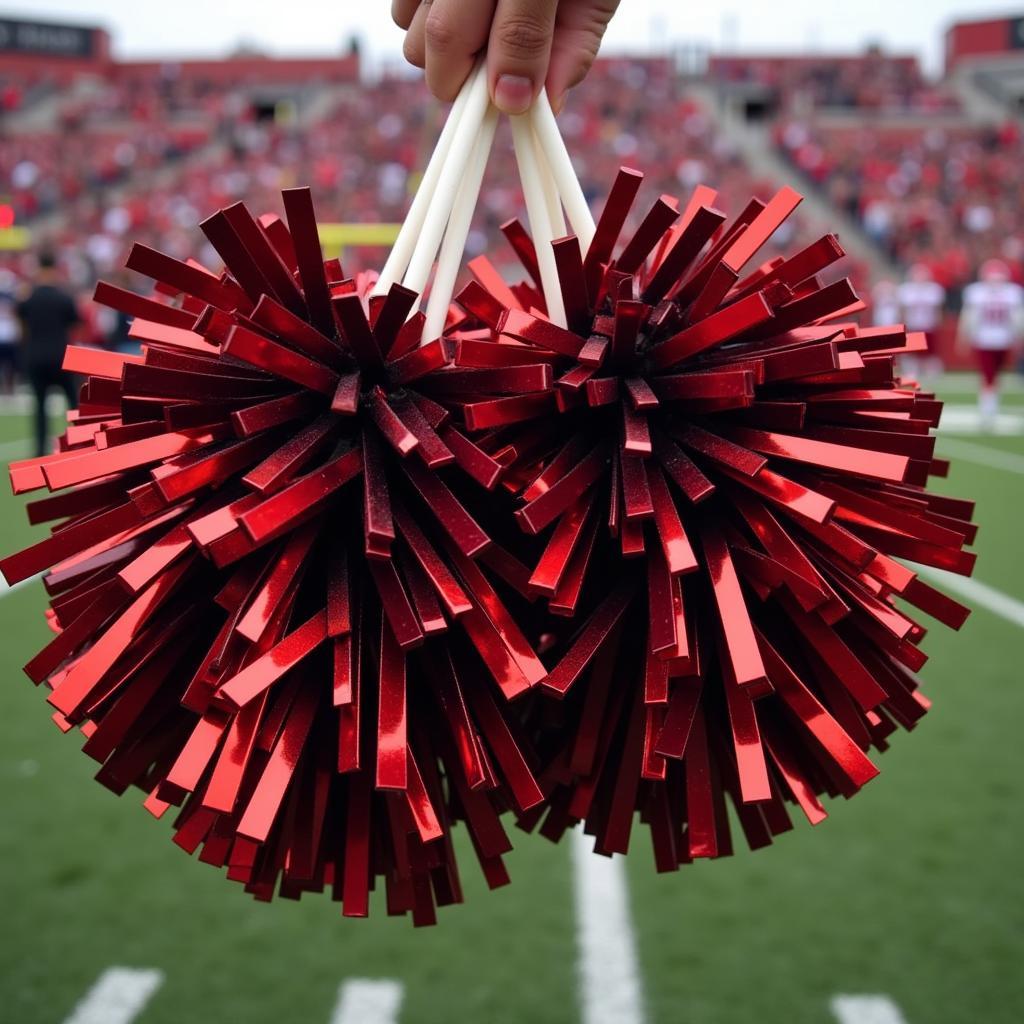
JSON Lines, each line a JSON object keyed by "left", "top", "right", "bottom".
{"left": 551, "top": 90, "right": 567, "bottom": 114}
{"left": 494, "top": 74, "right": 534, "bottom": 114}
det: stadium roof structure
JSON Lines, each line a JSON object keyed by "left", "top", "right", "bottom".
{"left": 945, "top": 12, "right": 1024, "bottom": 71}
{"left": 0, "top": 12, "right": 360, "bottom": 85}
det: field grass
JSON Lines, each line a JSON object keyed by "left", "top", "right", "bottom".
{"left": 1, "top": 376, "right": 1022, "bottom": 1024}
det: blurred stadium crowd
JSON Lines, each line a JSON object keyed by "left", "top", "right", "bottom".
{"left": 778, "top": 119, "right": 1024, "bottom": 290}
{"left": 1, "top": 13, "right": 1024, "bottom": 368}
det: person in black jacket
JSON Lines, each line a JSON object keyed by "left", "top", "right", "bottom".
{"left": 17, "top": 251, "right": 80, "bottom": 457}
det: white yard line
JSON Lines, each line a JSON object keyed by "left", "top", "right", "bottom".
{"left": 938, "top": 407, "right": 1024, "bottom": 436}
{"left": 936, "top": 436, "right": 1024, "bottom": 475}
{"left": 918, "top": 567, "right": 1024, "bottom": 630}
{"left": 830, "top": 994, "right": 909, "bottom": 1024}
{"left": 329, "top": 979, "right": 404, "bottom": 1024}
{"left": 572, "top": 827, "right": 646, "bottom": 1024}
{"left": 62, "top": 967, "right": 164, "bottom": 1024}
{"left": 0, "top": 574, "right": 39, "bottom": 599}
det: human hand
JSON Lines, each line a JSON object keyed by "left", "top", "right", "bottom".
{"left": 393, "top": 0, "right": 620, "bottom": 114}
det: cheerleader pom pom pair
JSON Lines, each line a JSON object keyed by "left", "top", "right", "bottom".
{"left": 1, "top": 77, "right": 976, "bottom": 921}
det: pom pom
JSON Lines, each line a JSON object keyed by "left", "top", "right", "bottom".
{"left": 1, "top": 188, "right": 550, "bottom": 923}
{"left": 449, "top": 169, "right": 976, "bottom": 864}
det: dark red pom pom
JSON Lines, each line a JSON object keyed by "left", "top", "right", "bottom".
{"left": 447, "top": 168, "right": 976, "bottom": 864}
{"left": 1, "top": 188, "right": 550, "bottom": 923}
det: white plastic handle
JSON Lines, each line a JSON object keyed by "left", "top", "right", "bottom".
{"left": 531, "top": 91, "right": 595, "bottom": 254}
{"left": 511, "top": 112, "right": 567, "bottom": 328}
{"left": 402, "top": 63, "right": 490, "bottom": 301}
{"left": 423, "top": 105, "right": 499, "bottom": 342}
{"left": 536, "top": 126, "right": 567, "bottom": 239}
{"left": 377, "top": 67, "right": 592, "bottom": 340}
{"left": 373, "top": 72, "right": 475, "bottom": 297}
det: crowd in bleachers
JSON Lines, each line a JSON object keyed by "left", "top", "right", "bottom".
{"left": 0, "top": 71, "right": 56, "bottom": 116}
{"left": 58, "top": 73, "right": 228, "bottom": 127}
{"left": 1, "top": 78, "right": 30, "bottom": 114}
{"left": 777, "top": 117, "right": 1024, "bottom": 296}
{"left": 4, "top": 127, "right": 212, "bottom": 221}
{"left": 0, "top": 68, "right": 231, "bottom": 223}
{"left": 2, "top": 57, "right": 826, "bottom": 309}
{"left": 1, "top": 46, "right": 1022, "bottom": 365}
{"left": 708, "top": 52, "right": 958, "bottom": 113}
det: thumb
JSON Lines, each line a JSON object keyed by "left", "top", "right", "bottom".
{"left": 487, "top": 0, "right": 558, "bottom": 115}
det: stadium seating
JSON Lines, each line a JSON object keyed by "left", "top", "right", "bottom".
{"left": 708, "top": 52, "right": 958, "bottom": 112}
{"left": 776, "top": 117, "right": 1024, "bottom": 293}
{"left": 1, "top": 44, "right": 1022, "bottom": 354}
{"left": 1, "top": 57, "right": 836, "bottom": 297}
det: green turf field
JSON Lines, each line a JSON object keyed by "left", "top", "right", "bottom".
{"left": 1, "top": 376, "right": 1022, "bottom": 1024}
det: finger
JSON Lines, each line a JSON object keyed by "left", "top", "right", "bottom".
{"left": 424, "top": 0, "right": 496, "bottom": 101}
{"left": 546, "top": 0, "right": 619, "bottom": 110}
{"left": 487, "top": 0, "right": 558, "bottom": 115}
{"left": 392, "top": 0, "right": 421, "bottom": 29}
{"left": 402, "top": 1, "right": 429, "bottom": 68}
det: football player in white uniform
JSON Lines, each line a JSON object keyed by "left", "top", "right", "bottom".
{"left": 958, "top": 260, "right": 1024, "bottom": 428}
{"left": 898, "top": 264, "right": 946, "bottom": 383}
{"left": 871, "top": 279, "right": 900, "bottom": 328}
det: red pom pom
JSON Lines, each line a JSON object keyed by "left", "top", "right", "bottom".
{"left": 448, "top": 169, "right": 976, "bottom": 864}
{"left": 1, "top": 189, "right": 550, "bottom": 923}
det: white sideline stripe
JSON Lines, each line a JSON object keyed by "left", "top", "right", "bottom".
{"left": 937, "top": 436, "right": 1024, "bottom": 475}
{"left": 938, "top": 407, "right": 1024, "bottom": 436}
{"left": 0, "top": 574, "right": 39, "bottom": 599}
{"left": 918, "top": 566, "right": 1024, "bottom": 630}
{"left": 62, "top": 967, "right": 164, "bottom": 1024}
{"left": 329, "top": 979, "right": 404, "bottom": 1024}
{"left": 830, "top": 994, "right": 909, "bottom": 1024}
{"left": 572, "top": 827, "right": 646, "bottom": 1024}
